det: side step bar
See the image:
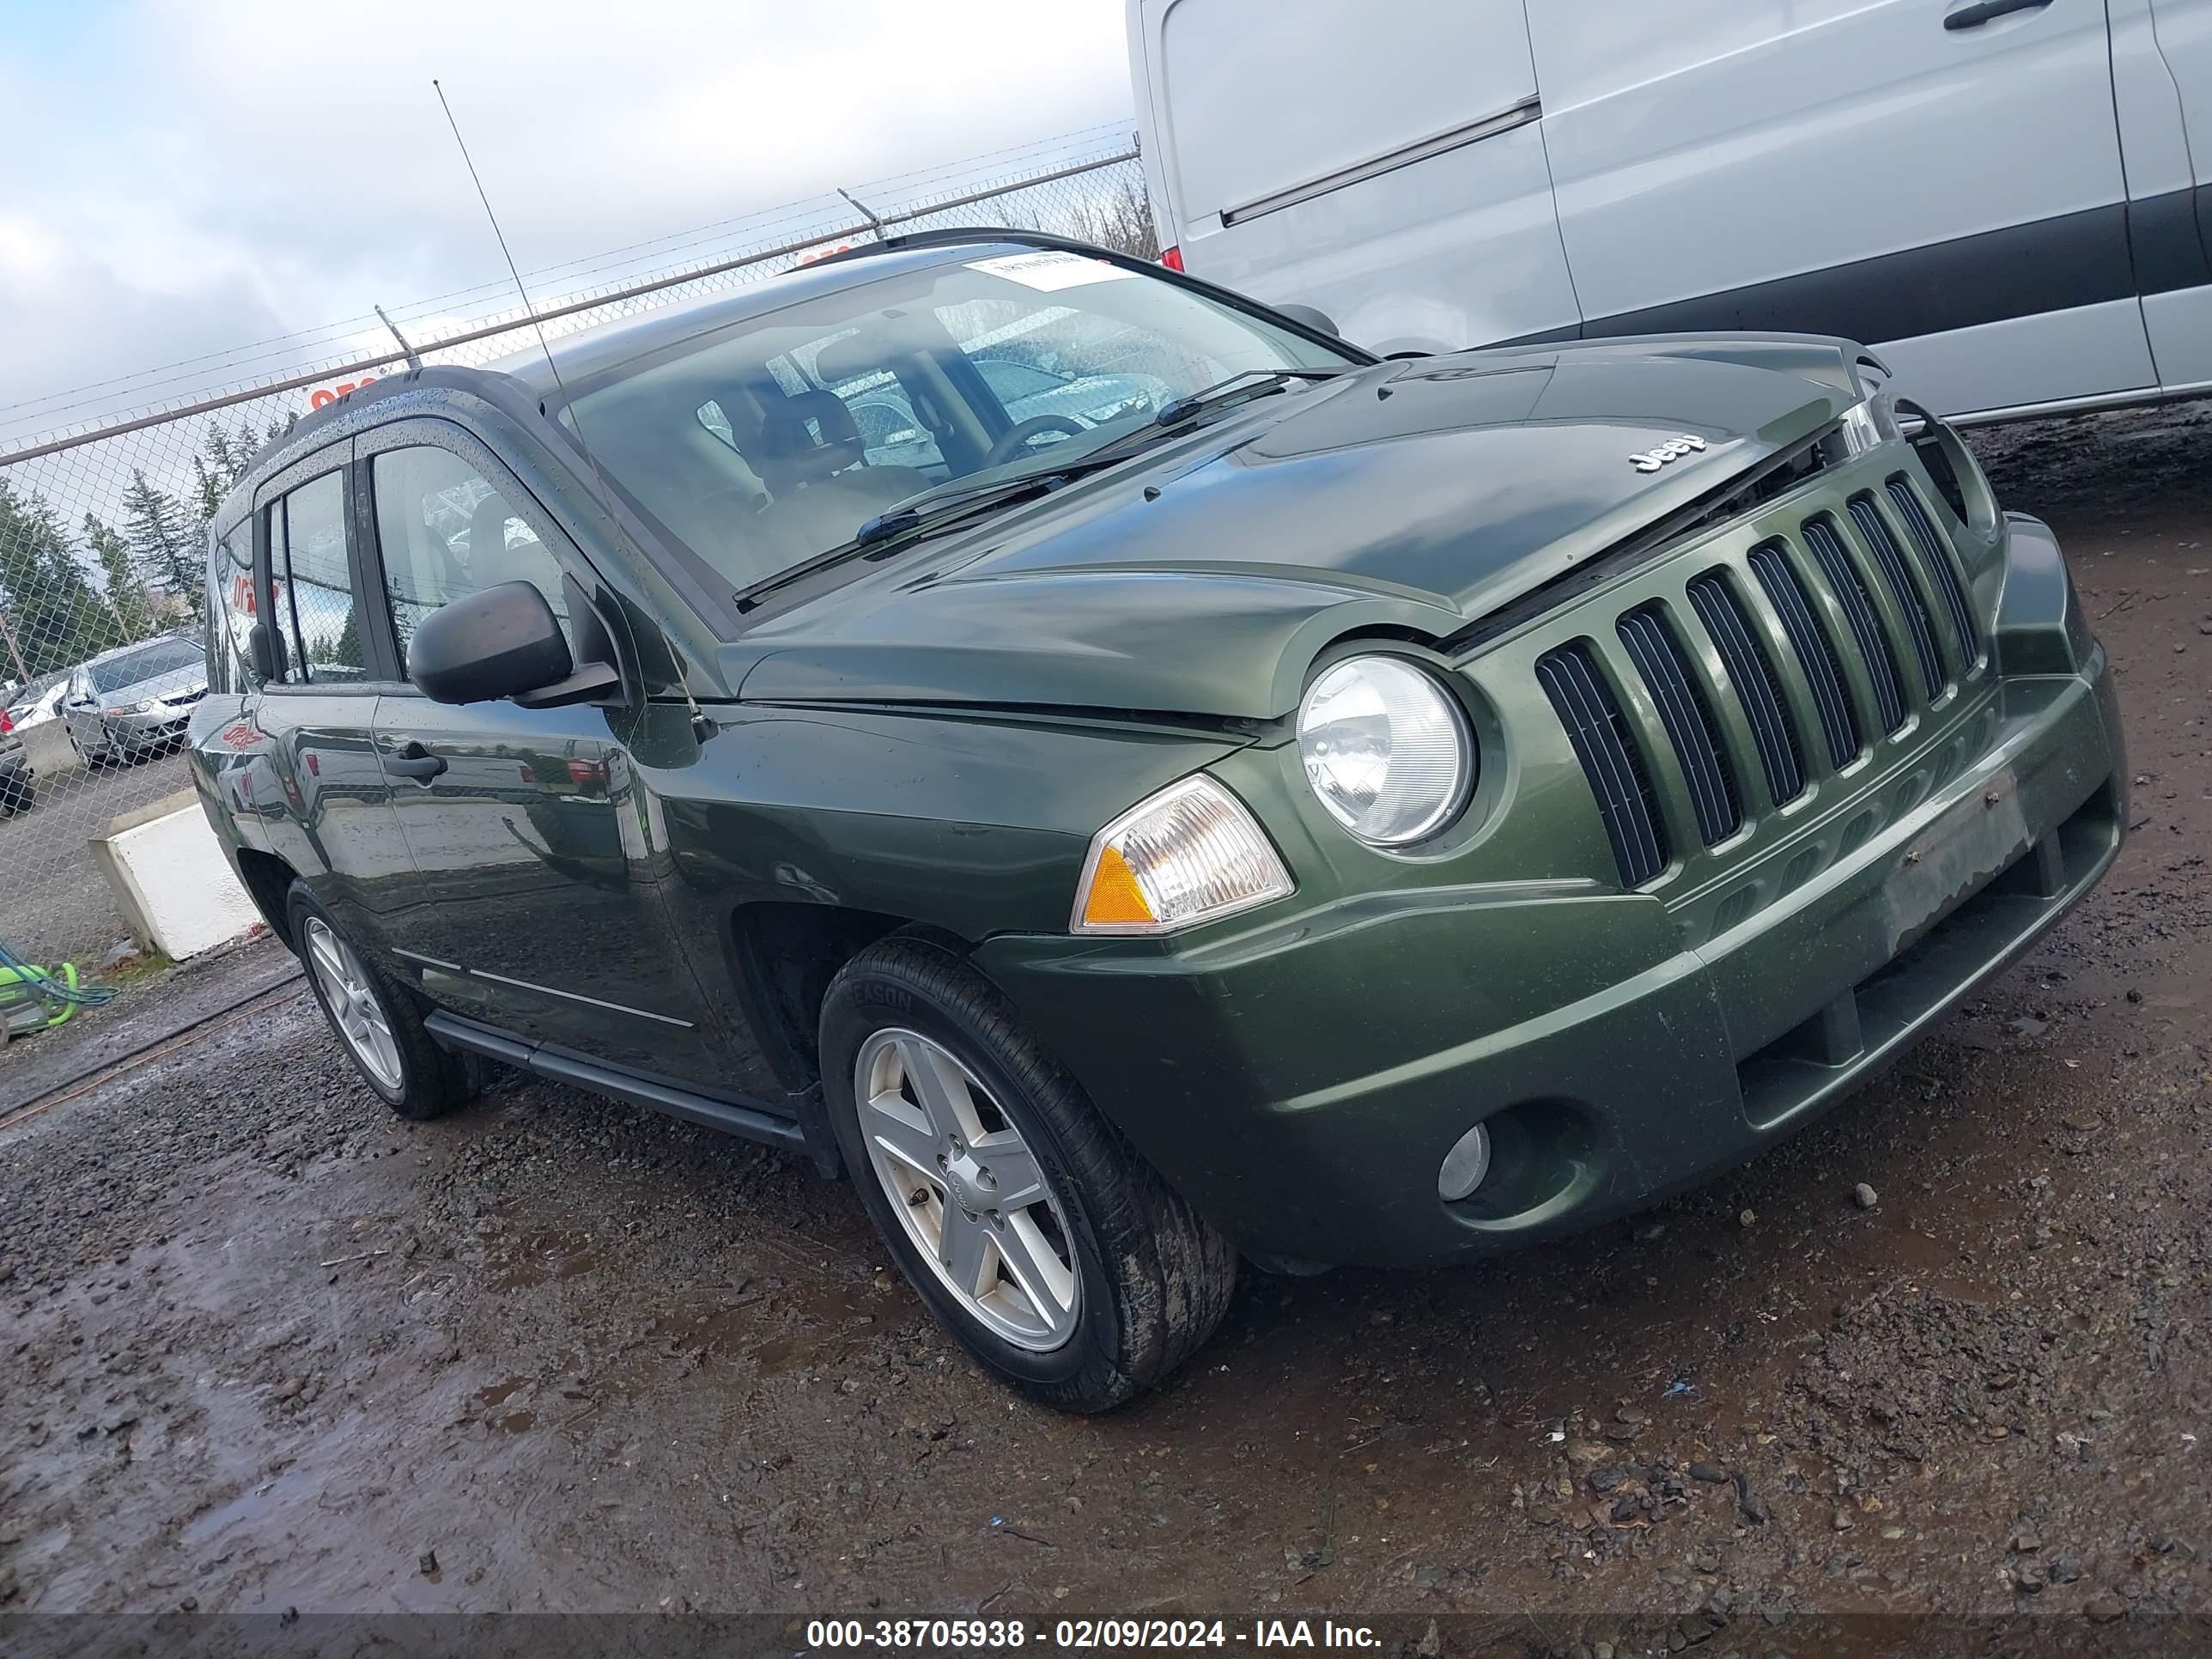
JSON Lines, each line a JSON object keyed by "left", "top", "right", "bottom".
{"left": 424, "top": 1011, "right": 810, "bottom": 1156}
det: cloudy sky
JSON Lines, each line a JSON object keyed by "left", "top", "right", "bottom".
{"left": 0, "top": 0, "right": 1134, "bottom": 438}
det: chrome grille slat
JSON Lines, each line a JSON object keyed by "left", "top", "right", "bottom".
{"left": 1802, "top": 516, "right": 1907, "bottom": 732}
{"left": 1748, "top": 542, "right": 1859, "bottom": 769}
{"left": 1848, "top": 495, "right": 1947, "bottom": 698}
{"left": 1687, "top": 572, "right": 1805, "bottom": 806}
{"left": 1617, "top": 607, "right": 1740, "bottom": 846}
{"left": 1536, "top": 644, "right": 1668, "bottom": 887}
{"left": 1887, "top": 475, "right": 1980, "bottom": 668}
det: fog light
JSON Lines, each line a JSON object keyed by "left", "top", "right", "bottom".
{"left": 1437, "top": 1122, "right": 1492, "bottom": 1202}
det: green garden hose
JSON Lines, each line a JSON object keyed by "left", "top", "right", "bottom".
{"left": 0, "top": 938, "right": 118, "bottom": 1036}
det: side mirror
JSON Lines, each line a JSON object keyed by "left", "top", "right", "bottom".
{"left": 1273, "top": 302, "right": 1340, "bottom": 339}
{"left": 408, "top": 581, "right": 618, "bottom": 708}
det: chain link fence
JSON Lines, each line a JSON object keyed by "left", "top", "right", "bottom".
{"left": 0, "top": 132, "right": 1151, "bottom": 976}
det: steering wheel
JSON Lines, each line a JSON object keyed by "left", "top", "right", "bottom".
{"left": 982, "top": 414, "right": 1090, "bottom": 468}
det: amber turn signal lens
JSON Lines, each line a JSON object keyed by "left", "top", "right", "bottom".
{"left": 1081, "top": 845, "right": 1156, "bottom": 927}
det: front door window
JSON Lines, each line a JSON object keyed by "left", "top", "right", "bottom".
{"left": 368, "top": 445, "right": 571, "bottom": 669}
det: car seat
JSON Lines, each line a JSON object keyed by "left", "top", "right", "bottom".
{"left": 750, "top": 391, "right": 930, "bottom": 558}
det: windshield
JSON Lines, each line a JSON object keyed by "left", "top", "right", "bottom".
{"left": 565, "top": 249, "right": 1355, "bottom": 597}
{"left": 91, "top": 638, "right": 203, "bottom": 694}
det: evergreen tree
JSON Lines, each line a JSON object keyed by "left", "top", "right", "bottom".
{"left": 121, "top": 468, "right": 203, "bottom": 621}
{"left": 0, "top": 477, "right": 122, "bottom": 674}
{"left": 190, "top": 422, "right": 262, "bottom": 531}
{"left": 84, "top": 512, "right": 160, "bottom": 641}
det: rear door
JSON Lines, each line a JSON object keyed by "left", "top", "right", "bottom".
{"left": 2127, "top": 0, "right": 2212, "bottom": 386}
{"left": 1531, "top": 0, "right": 2154, "bottom": 418}
{"left": 358, "top": 418, "right": 725, "bottom": 1086}
{"left": 252, "top": 444, "right": 414, "bottom": 940}
{"left": 2150, "top": 0, "right": 2212, "bottom": 172}
{"left": 1132, "top": 0, "right": 1579, "bottom": 353}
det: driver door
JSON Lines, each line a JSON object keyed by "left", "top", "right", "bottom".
{"left": 356, "top": 417, "right": 726, "bottom": 1087}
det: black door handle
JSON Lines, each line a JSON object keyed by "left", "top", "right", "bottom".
{"left": 1946, "top": 0, "right": 2051, "bottom": 28}
{"left": 384, "top": 744, "right": 447, "bottom": 781}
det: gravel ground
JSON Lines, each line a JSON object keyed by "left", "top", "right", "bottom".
{"left": 0, "top": 743, "right": 195, "bottom": 968}
{"left": 0, "top": 407, "right": 2206, "bottom": 1650}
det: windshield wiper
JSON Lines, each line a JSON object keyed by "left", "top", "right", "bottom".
{"left": 732, "top": 467, "right": 1103, "bottom": 611}
{"left": 731, "top": 367, "right": 1350, "bottom": 613}
{"left": 850, "top": 469, "right": 1086, "bottom": 547}
{"left": 1149, "top": 366, "right": 1346, "bottom": 428}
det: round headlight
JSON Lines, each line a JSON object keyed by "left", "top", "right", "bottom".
{"left": 1297, "top": 656, "right": 1472, "bottom": 846}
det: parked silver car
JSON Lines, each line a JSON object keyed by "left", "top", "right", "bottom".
{"left": 59, "top": 635, "right": 209, "bottom": 766}
{"left": 3, "top": 668, "right": 70, "bottom": 734}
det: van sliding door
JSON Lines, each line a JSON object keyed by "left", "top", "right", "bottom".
{"left": 1134, "top": 0, "right": 1581, "bottom": 354}
{"left": 2119, "top": 0, "right": 2212, "bottom": 389}
{"left": 1531, "top": 0, "right": 2152, "bottom": 420}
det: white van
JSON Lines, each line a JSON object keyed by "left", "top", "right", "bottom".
{"left": 1127, "top": 0, "right": 2212, "bottom": 422}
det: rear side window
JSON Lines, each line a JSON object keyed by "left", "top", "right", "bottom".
{"left": 273, "top": 471, "right": 368, "bottom": 684}
{"left": 207, "top": 526, "right": 258, "bottom": 692}
{"left": 369, "top": 445, "right": 570, "bottom": 665}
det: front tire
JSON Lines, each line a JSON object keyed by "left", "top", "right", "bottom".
{"left": 287, "top": 883, "right": 479, "bottom": 1121}
{"left": 821, "top": 936, "right": 1236, "bottom": 1413}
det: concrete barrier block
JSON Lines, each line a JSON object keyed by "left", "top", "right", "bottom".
{"left": 88, "top": 791, "right": 258, "bottom": 960}
{"left": 19, "top": 719, "right": 80, "bottom": 778}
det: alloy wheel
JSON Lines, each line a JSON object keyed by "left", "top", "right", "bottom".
{"left": 303, "top": 916, "right": 405, "bottom": 1093}
{"left": 854, "top": 1027, "right": 1080, "bottom": 1352}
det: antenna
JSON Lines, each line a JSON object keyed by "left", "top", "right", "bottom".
{"left": 432, "top": 78, "right": 579, "bottom": 410}
{"left": 837, "top": 187, "right": 889, "bottom": 241}
{"left": 374, "top": 303, "right": 423, "bottom": 372}
{"left": 430, "top": 78, "right": 715, "bottom": 742}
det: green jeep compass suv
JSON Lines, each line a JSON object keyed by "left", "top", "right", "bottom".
{"left": 189, "top": 233, "right": 2124, "bottom": 1411}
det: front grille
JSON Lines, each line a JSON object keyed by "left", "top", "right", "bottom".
{"left": 1686, "top": 572, "right": 1804, "bottom": 807}
{"left": 1749, "top": 543, "right": 1859, "bottom": 769}
{"left": 1802, "top": 516, "right": 1906, "bottom": 733}
{"left": 1616, "top": 607, "right": 1739, "bottom": 845}
{"left": 1849, "top": 495, "right": 1946, "bottom": 698}
{"left": 1535, "top": 644, "right": 1668, "bottom": 887}
{"left": 1540, "top": 473, "right": 1986, "bottom": 889}
{"left": 1887, "top": 475, "right": 1980, "bottom": 667}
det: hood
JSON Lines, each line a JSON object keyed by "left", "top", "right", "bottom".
{"left": 728, "top": 339, "right": 1867, "bottom": 720}
{"left": 101, "top": 672, "right": 209, "bottom": 708}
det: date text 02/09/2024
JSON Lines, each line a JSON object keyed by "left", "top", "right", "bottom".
{"left": 803, "top": 1618, "right": 1384, "bottom": 1649}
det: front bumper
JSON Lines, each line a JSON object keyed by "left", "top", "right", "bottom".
{"left": 103, "top": 706, "right": 197, "bottom": 749}
{"left": 978, "top": 569, "right": 2125, "bottom": 1270}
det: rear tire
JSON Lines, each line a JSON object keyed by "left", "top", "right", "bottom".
{"left": 0, "top": 775, "right": 33, "bottom": 816}
{"left": 286, "top": 882, "right": 480, "bottom": 1121}
{"left": 821, "top": 935, "right": 1237, "bottom": 1413}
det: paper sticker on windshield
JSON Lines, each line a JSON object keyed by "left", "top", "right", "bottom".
{"left": 967, "top": 251, "right": 1138, "bottom": 291}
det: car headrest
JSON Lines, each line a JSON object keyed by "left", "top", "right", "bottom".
{"left": 756, "top": 389, "right": 864, "bottom": 475}
{"left": 469, "top": 496, "right": 544, "bottom": 589}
